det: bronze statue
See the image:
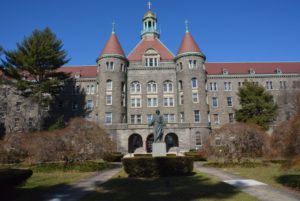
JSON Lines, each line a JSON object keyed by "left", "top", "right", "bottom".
{"left": 149, "top": 109, "right": 165, "bottom": 142}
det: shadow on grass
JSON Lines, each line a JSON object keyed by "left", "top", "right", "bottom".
{"left": 82, "top": 173, "right": 243, "bottom": 201}
{"left": 276, "top": 175, "right": 300, "bottom": 190}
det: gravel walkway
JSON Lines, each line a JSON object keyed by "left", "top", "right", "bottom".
{"left": 194, "top": 162, "right": 300, "bottom": 201}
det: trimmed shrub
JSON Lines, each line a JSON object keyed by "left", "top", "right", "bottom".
{"left": 103, "top": 152, "right": 124, "bottom": 162}
{"left": 122, "top": 156, "right": 193, "bottom": 177}
{"left": 0, "top": 168, "right": 33, "bottom": 189}
{"left": 185, "top": 150, "right": 207, "bottom": 161}
{"left": 203, "top": 161, "right": 269, "bottom": 168}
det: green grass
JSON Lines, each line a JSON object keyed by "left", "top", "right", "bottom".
{"left": 81, "top": 170, "right": 259, "bottom": 201}
{"left": 216, "top": 162, "right": 300, "bottom": 190}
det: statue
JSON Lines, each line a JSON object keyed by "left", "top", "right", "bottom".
{"left": 149, "top": 109, "right": 165, "bottom": 142}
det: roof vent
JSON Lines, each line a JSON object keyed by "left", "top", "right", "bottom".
{"left": 249, "top": 68, "right": 255, "bottom": 75}
{"left": 222, "top": 68, "right": 229, "bottom": 75}
{"left": 74, "top": 73, "right": 81, "bottom": 79}
{"left": 275, "top": 68, "right": 282, "bottom": 74}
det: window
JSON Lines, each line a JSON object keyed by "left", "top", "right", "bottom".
{"left": 105, "top": 112, "right": 112, "bottom": 124}
{"left": 72, "top": 101, "right": 78, "bottom": 111}
{"left": 147, "top": 81, "right": 157, "bottom": 93}
{"left": 121, "top": 64, "right": 126, "bottom": 72}
{"left": 227, "top": 97, "right": 233, "bottom": 107}
{"left": 188, "top": 60, "right": 197, "bottom": 69}
{"left": 192, "top": 93, "right": 199, "bottom": 103}
{"left": 147, "top": 114, "right": 153, "bottom": 123}
{"left": 163, "top": 114, "right": 175, "bottom": 123}
{"left": 147, "top": 98, "right": 158, "bottom": 107}
{"left": 86, "top": 85, "right": 90, "bottom": 94}
{"left": 179, "top": 62, "right": 183, "bottom": 71}
{"left": 145, "top": 57, "right": 158, "bottom": 67}
{"left": 238, "top": 82, "right": 244, "bottom": 87}
{"left": 86, "top": 100, "right": 93, "bottom": 110}
{"left": 163, "top": 81, "right": 173, "bottom": 93}
{"left": 194, "top": 110, "right": 201, "bottom": 123}
{"left": 191, "top": 78, "right": 198, "bottom": 88}
{"left": 130, "top": 115, "right": 142, "bottom": 124}
{"left": 178, "top": 80, "right": 183, "bottom": 91}
{"left": 90, "top": 85, "right": 95, "bottom": 94}
{"left": 130, "top": 81, "right": 141, "bottom": 93}
{"left": 106, "top": 95, "right": 112, "bottom": 105}
{"left": 106, "top": 62, "right": 114, "bottom": 71}
{"left": 180, "top": 94, "right": 184, "bottom": 105}
{"left": 163, "top": 97, "right": 174, "bottom": 107}
{"left": 266, "top": 81, "right": 273, "bottom": 90}
{"left": 131, "top": 98, "right": 141, "bottom": 108}
{"left": 106, "top": 80, "right": 113, "bottom": 91}
{"left": 229, "top": 113, "right": 234, "bottom": 123}
{"left": 212, "top": 97, "right": 218, "bottom": 108}
{"left": 209, "top": 82, "right": 218, "bottom": 91}
{"left": 280, "top": 81, "right": 286, "bottom": 89}
{"left": 180, "top": 112, "right": 184, "bottom": 123}
{"left": 195, "top": 132, "right": 202, "bottom": 146}
{"left": 224, "top": 82, "right": 232, "bottom": 91}
{"left": 213, "top": 114, "right": 219, "bottom": 124}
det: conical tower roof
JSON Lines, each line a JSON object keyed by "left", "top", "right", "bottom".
{"left": 177, "top": 31, "right": 203, "bottom": 56}
{"left": 99, "top": 32, "right": 125, "bottom": 58}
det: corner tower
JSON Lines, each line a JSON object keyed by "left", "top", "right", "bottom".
{"left": 175, "top": 21, "right": 209, "bottom": 127}
{"left": 97, "top": 24, "right": 128, "bottom": 126}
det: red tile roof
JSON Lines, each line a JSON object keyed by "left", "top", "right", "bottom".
{"left": 177, "top": 32, "right": 203, "bottom": 55}
{"left": 128, "top": 36, "right": 174, "bottom": 61}
{"left": 58, "top": 66, "right": 97, "bottom": 78}
{"left": 206, "top": 62, "right": 300, "bottom": 75}
{"left": 99, "top": 33, "right": 125, "bottom": 57}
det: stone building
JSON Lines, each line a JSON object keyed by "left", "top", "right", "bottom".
{"left": 1, "top": 6, "right": 300, "bottom": 153}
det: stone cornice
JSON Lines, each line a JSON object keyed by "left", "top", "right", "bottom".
{"left": 174, "top": 52, "right": 206, "bottom": 61}
{"left": 96, "top": 54, "right": 128, "bottom": 63}
{"left": 207, "top": 73, "right": 300, "bottom": 79}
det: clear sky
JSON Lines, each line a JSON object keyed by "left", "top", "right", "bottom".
{"left": 1, "top": 0, "right": 300, "bottom": 65}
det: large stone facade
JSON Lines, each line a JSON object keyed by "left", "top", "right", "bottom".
{"left": 1, "top": 7, "right": 300, "bottom": 153}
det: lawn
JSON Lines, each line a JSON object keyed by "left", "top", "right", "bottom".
{"left": 81, "top": 170, "right": 259, "bottom": 201}
{"left": 215, "top": 162, "right": 300, "bottom": 191}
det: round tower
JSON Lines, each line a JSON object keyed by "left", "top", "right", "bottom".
{"left": 174, "top": 21, "right": 209, "bottom": 127}
{"left": 96, "top": 24, "right": 128, "bottom": 126}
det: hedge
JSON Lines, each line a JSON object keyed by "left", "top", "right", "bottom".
{"left": 184, "top": 151, "right": 207, "bottom": 161}
{"left": 103, "top": 152, "right": 124, "bottom": 162}
{"left": 0, "top": 168, "right": 33, "bottom": 189}
{"left": 122, "top": 156, "right": 193, "bottom": 177}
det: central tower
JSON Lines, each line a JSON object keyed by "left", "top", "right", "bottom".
{"left": 141, "top": 2, "right": 160, "bottom": 39}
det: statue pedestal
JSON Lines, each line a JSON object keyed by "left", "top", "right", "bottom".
{"left": 152, "top": 142, "right": 167, "bottom": 157}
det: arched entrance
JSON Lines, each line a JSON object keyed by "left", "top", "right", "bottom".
{"left": 146, "top": 134, "right": 154, "bottom": 153}
{"left": 165, "top": 133, "right": 179, "bottom": 152}
{"left": 128, "top": 134, "right": 143, "bottom": 153}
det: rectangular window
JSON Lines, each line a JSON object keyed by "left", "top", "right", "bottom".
{"left": 131, "top": 98, "right": 141, "bottom": 108}
{"left": 86, "top": 100, "right": 93, "bottom": 109}
{"left": 180, "top": 94, "right": 184, "bottom": 105}
{"left": 192, "top": 93, "right": 199, "bottom": 103}
{"left": 196, "top": 132, "right": 202, "bottom": 146}
{"left": 106, "top": 62, "right": 114, "bottom": 71}
{"left": 105, "top": 112, "right": 112, "bottom": 124}
{"left": 130, "top": 114, "right": 142, "bottom": 124}
{"left": 106, "top": 95, "right": 112, "bottom": 105}
{"left": 224, "top": 82, "right": 232, "bottom": 91}
{"left": 266, "top": 81, "right": 273, "bottom": 90}
{"left": 86, "top": 85, "right": 90, "bottom": 94}
{"left": 147, "top": 114, "right": 153, "bottom": 123}
{"left": 90, "top": 85, "right": 95, "bottom": 94}
{"left": 163, "top": 114, "right": 175, "bottom": 123}
{"left": 280, "top": 81, "right": 286, "bottom": 89}
{"left": 147, "top": 98, "right": 158, "bottom": 107}
{"left": 163, "top": 97, "right": 174, "bottom": 107}
{"left": 194, "top": 110, "right": 201, "bottom": 123}
{"left": 212, "top": 97, "right": 218, "bottom": 108}
{"left": 76, "top": 85, "right": 80, "bottom": 94}
{"left": 213, "top": 114, "right": 219, "bottom": 124}
{"left": 180, "top": 112, "right": 184, "bottom": 123}
{"left": 227, "top": 97, "right": 233, "bottom": 107}
{"left": 209, "top": 82, "right": 218, "bottom": 91}
{"left": 229, "top": 113, "right": 234, "bottom": 123}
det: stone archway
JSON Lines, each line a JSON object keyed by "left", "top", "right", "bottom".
{"left": 128, "top": 134, "right": 143, "bottom": 153}
{"left": 146, "top": 133, "right": 154, "bottom": 153}
{"left": 164, "top": 133, "right": 179, "bottom": 152}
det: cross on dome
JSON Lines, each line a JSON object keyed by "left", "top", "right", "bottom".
{"left": 112, "top": 21, "right": 116, "bottom": 33}
{"left": 185, "top": 20, "right": 189, "bottom": 32}
{"left": 148, "top": 1, "right": 152, "bottom": 10}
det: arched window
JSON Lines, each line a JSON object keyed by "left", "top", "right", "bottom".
{"left": 130, "top": 81, "right": 141, "bottom": 93}
{"left": 178, "top": 80, "right": 183, "bottom": 91}
{"left": 106, "top": 80, "right": 112, "bottom": 91}
{"left": 191, "top": 78, "right": 198, "bottom": 89}
{"left": 163, "top": 81, "right": 173, "bottom": 93}
{"left": 147, "top": 81, "right": 157, "bottom": 93}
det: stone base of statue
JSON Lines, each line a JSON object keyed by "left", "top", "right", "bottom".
{"left": 152, "top": 142, "right": 167, "bottom": 157}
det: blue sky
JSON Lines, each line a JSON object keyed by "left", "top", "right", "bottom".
{"left": 1, "top": 0, "right": 300, "bottom": 65}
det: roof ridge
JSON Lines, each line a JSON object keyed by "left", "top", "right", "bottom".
{"left": 127, "top": 38, "right": 145, "bottom": 58}
{"left": 156, "top": 38, "right": 175, "bottom": 57}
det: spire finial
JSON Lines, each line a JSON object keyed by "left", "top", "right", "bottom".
{"left": 148, "top": 1, "right": 152, "bottom": 10}
{"left": 112, "top": 21, "right": 115, "bottom": 33}
{"left": 185, "top": 20, "right": 189, "bottom": 32}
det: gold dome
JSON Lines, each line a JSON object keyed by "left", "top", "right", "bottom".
{"left": 143, "top": 10, "right": 156, "bottom": 19}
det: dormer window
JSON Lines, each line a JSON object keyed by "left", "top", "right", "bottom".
{"left": 74, "top": 73, "right": 80, "bottom": 79}
{"left": 144, "top": 49, "right": 160, "bottom": 67}
{"left": 249, "top": 68, "right": 255, "bottom": 75}
{"left": 222, "top": 68, "right": 229, "bottom": 75}
{"left": 275, "top": 68, "right": 282, "bottom": 74}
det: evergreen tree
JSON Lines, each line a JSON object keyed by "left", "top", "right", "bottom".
{"left": 235, "top": 80, "right": 278, "bottom": 130}
{"left": 1, "top": 28, "right": 70, "bottom": 129}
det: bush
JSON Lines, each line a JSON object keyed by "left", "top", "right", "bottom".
{"left": 31, "top": 160, "right": 109, "bottom": 172}
{"left": 0, "top": 168, "right": 33, "bottom": 189}
{"left": 185, "top": 150, "right": 207, "bottom": 161}
{"left": 276, "top": 175, "right": 300, "bottom": 190}
{"left": 122, "top": 156, "right": 193, "bottom": 177}
{"left": 203, "top": 161, "right": 269, "bottom": 168}
{"left": 103, "top": 152, "right": 124, "bottom": 162}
